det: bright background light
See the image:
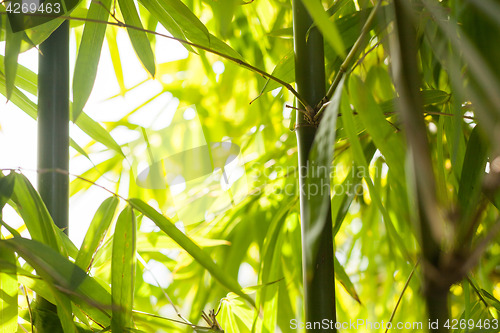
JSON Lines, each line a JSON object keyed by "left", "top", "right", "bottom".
{"left": 0, "top": 25, "right": 187, "bottom": 247}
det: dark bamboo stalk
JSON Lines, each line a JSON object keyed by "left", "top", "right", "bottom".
{"left": 38, "top": 21, "right": 70, "bottom": 233}
{"left": 292, "top": 1, "right": 336, "bottom": 331}
{"left": 36, "top": 21, "right": 70, "bottom": 332}
{"left": 391, "top": 1, "right": 448, "bottom": 331}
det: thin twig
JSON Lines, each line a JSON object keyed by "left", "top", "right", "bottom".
{"left": 136, "top": 253, "right": 195, "bottom": 328}
{"left": 385, "top": 259, "right": 420, "bottom": 333}
{"left": 466, "top": 276, "right": 489, "bottom": 309}
{"left": 349, "top": 40, "right": 382, "bottom": 74}
{"left": 21, "top": 284, "right": 34, "bottom": 332}
{"left": 1, "top": 167, "right": 127, "bottom": 201}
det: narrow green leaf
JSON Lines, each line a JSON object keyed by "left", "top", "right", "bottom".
{"left": 106, "top": 28, "right": 127, "bottom": 95}
{"left": 332, "top": 143, "right": 377, "bottom": 237}
{"left": 72, "top": 0, "right": 112, "bottom": 120}
{"left": 0, "top": 71, "right": 37, "bottom": 118}
{"left": 152, "top": 0, "right": 209, "bottom": 44}
{"left": 300, "top": 0, "right": 345, "bottom": 58}
{"left": 334, "top": 256, "right": 361, "bottom": 304}
{"left": 4, "top": 29, "right": 22, "bottom": 101}
{"left": 70, "top": 138, "right": 90, "bottom": 160}
{"left": 111, "top": 206, "right": 136, "bottom": 332}
{"left": 0, "top": 238, "right": 112, "bottom": 326}
{"left": 73, "top": 111, "right": 125, "bottom": 156}
{"left": 349, "top": 75, "right": 406, "bottom": 183}
{"left": 258, "top": 50, "right": 294, "bottom": 97}
{"left": 0, "top": 243, "right": 17, "bottom": 333}
{"left": 118, "top": 0, "right": 156, "bottom": 77}
{"left": 140, "top": 0, "right": 243, "bottom": 60}
{"left": 257, "top": 199, "right": 297, "bottom": 331}
{"left": 379, "top": 89, "right": 450, "bottom": 114}
{"left": 458, "top": 126, "right": 489, "bottom": 223}
{"left": 76, "top": 197, "right": 118, "bottom": 271}
{"left": 139, "top": 0, "right": 208, "bottom": 48}
{"left": 220, "top": 297, "right": 253, "bottom": 333}
{"left": 137, "top": 233, "right": 230, "bottom": 250}
{"left": 210, "top": 0, "right": 236, "bottom": 39}
{"left": 53, "top": 290, "right": 79, "bottom": 333}
{"left": 0, "top": 54, "right": 37, "bottom": 96}
{"left": 10, "top": 174, "right": 64, "bottom": 255}
{"left": 0, "top": 172, "right": 15, "bottom": 210}
{"left": 129, "top": 198, "right": 254, "bottom": 306}
{"left": 342, "top": 89, "right": 411, "bottom": 261}
{"left": 57, "top": 228, "right": 79, "bottom": 260}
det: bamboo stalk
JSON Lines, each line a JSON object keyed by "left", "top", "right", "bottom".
{"left": 35, "top": 20, "right": 70, "bottom": 332}
{"left": 292, "top": 1, "right": 336, "bottom": 331}
{"left": 391, "top": 1, "right": 448, "bottom": 331}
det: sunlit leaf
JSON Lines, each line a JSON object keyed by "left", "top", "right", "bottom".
{"left": 4, "top": 29, "right": 22, "bottom": 101}
{"left": 76, "top": 196, "right": 118, "bottom": 271}
{"left": 129, "top": 198, "right": 254, "bottom": 306}
{"left": 72, "top": 0, "right": 112, "bottom": 120}
{"left": 118, "top": 0, "right": 156, "bottom": 77}
{"left": 111, "top": 206, "right": 136, "bottom": 331}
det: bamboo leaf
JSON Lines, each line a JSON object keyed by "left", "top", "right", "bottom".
{"left": 140, "top": 0, "right": 243, "bottom": 60}
{"left": 210, "top": 0, "right": 236, "bottom": 39}
{"left": 139, "top": 0, "right": 209, "bottom": 50}
{"left": 10, "top": 174, "right": 64, "bottom": 255}
{"left": 128, "top": 198, "right": 254, "bottom": 306}
{"left": 118, "top": 0, "right": 156, "bottom": 77}
{"left": 0, "top": 238, "right": 112, "bottom": 326}
{"left": 379, "top": 89, "right": 450, "bottom": 114}
{"left": 349, "top": 75, "right": 406, "bottom": 183}
{"left": 4, "top": 29, "right": 22, "bottom": 101}
{"left": 73, "top": 111, "right": 125, "bottom": 156}
{"left": 0, "top": 71, "right": 37, "bottom": 118}
{"left": 332, "top": 143, "right": 376, "bottom": 237}
{"left": 76, "top": 197, "right": 119, "bottom": 271}
{"left": 300, "top": 0, "right": 345, "bottom": 57}
{"left": 157, "top": 0, "right": 210, "bottom": 45}
{"left": 334, "top": 256, "right": 361, "bottom": 304}
{"left": 70, "top": 138, "right": 90, "bottom": 160}
{"left": 53, "top": 291, "right": 79, "bottom": 333}
{"left": 0, "top": 244, "right": 17, "bottom": 333}
{"left": 0, "top": 54, "right": 37, "bottom": 96}
{"left": 342, "top": 88, "right": 411, "bottom": 261}
{"left": 72, "top": 0, "right": 112, "bottom": 121}
{"left": 106, "top": 28, "right": 126, "bottom": 95}
{"left": 458, "top": 126, "right": 489, "bottom": 223}
{"left": 137, "top": 233, "right": 230, "bottom": 250}
{"left": 258, "top": 50, "right": 294, "bottom": 98}
{"left": 111, "top": 206, "right": 136, "bottom": 332}
{"left": 0, "top": 172, "right": 15, "bottom": 210}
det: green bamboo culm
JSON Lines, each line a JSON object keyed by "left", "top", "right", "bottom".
{"left": 292, "top": 1, "right": 336, "bottom": 331}
{"left": 35, "top": 21, "right": 70, "bottom": 332}
{"left": 391, "top": 1, "right": 448, "bottom": 331}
